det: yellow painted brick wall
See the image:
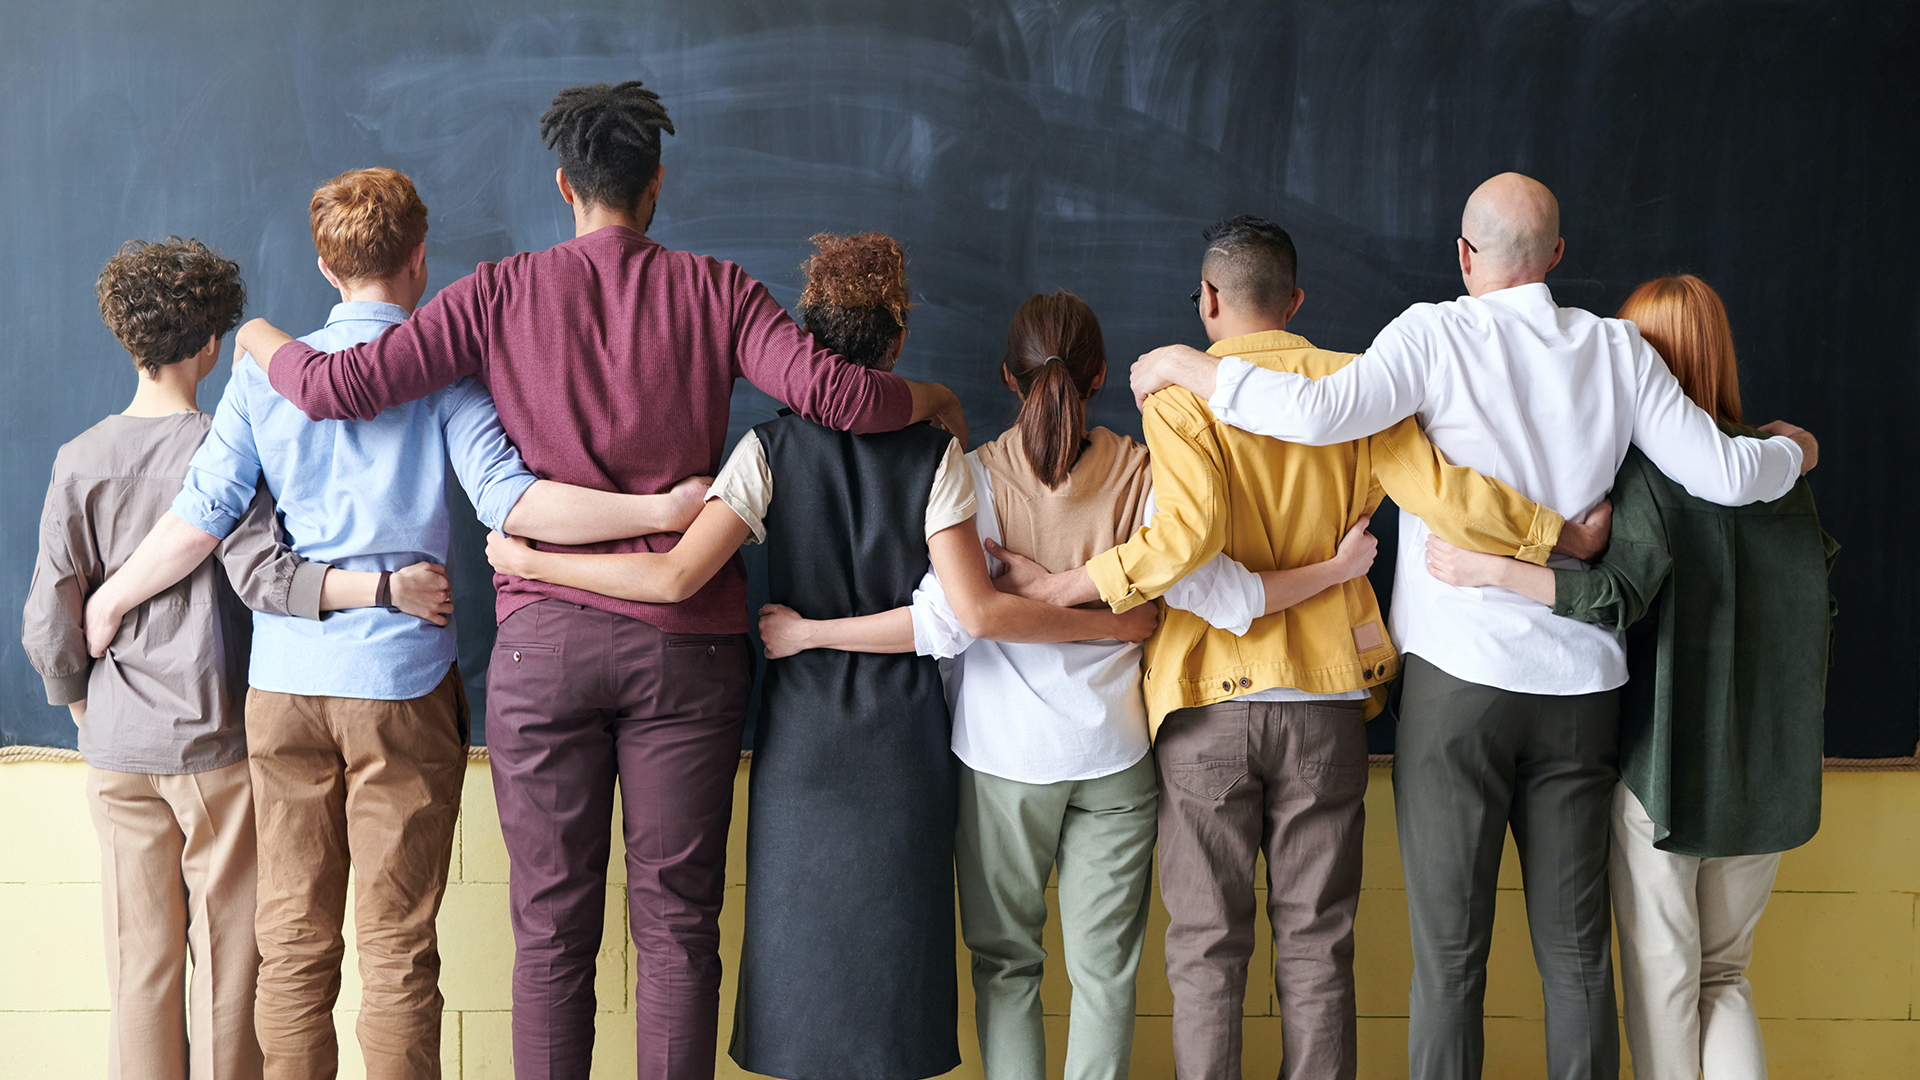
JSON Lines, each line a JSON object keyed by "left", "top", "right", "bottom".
{"left": 3, "top": 760, "right": 1916, "bottom": 1078}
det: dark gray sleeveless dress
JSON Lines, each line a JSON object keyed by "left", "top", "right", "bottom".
{"left": 728, "top": 413, "right": 961, "bottom": 1080}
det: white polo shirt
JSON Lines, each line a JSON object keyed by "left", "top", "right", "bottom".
{"left": 1205, "top": 282, "right": 1803, "bottom": 695}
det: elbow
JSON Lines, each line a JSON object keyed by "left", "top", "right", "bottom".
{"left": 951, "top": 594, "right": 999, "bottom": 641}
{"left": 654, "top": 565, "right": 702, "bottom": 606}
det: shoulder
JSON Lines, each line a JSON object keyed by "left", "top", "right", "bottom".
{"left": 1086, "top": 425, "right": 1151, "bottom": 475}
{"left": 49, "top": 417, "right": 121, "bottom": 479}
{"left": 1141, "top": 385, "right": 1215, "bottom": 435}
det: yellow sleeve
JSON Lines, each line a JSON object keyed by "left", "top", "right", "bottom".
{"left": 1084, "top": 390, "right": 1229, "bottom": 612}
{"left": 1370, "top": 418, "right": 1563, "bottom": 565}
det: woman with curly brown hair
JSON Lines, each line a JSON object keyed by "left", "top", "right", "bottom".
{"left": 486, "top": 232, "right": 1153, "bottom": 1080}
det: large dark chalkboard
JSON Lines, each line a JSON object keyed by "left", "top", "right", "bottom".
{"left": 4, "top": 0, "right": 1914, "bottom": 755}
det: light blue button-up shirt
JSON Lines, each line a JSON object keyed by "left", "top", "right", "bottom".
{"left": 173, "top": 301, "right": 537, "bottom": 699}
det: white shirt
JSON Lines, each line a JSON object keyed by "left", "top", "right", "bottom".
{"left": 1205, "top": 283, "right": 1803, "bottom": 695}
{"left": 909, "top": 459, "right": 1358, "bottom": 785}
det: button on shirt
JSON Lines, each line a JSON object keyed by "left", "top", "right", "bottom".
{"left": 1204, "top": 283, "right": 1804, "bottom": 695}
{"left": 172, "top": 301, "right": 537, "bottom": 700}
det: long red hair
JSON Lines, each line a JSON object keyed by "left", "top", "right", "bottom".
{"left": 1616, "top": 274, "right": 1743, "bottom": 424}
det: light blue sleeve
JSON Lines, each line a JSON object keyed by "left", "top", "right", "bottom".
{"left": 171, "top": 366, "right": 268, "bottom": 540}
{"left": 439, "top": 378, "right": 539, "bottom": 532}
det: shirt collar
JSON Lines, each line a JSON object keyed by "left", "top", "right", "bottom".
{"left": 1207, "top": 328, "right": 1314, "bottom": 357}
{"left": 1475, "top": 281, "right": 1556, "bottom": 311}
{"left": 324, "top": 300, "right": 408, "bottom": 327}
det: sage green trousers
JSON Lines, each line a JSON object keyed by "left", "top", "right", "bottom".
{"left": 955, "top": 755, "right": 1159, "bottom": 1080}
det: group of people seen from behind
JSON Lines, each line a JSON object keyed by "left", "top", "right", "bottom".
{"left": 25, "top": 77, "right": 1832, "bottom": 1080}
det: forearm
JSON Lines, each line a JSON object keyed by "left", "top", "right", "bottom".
{"left": 319, "top": 569, "right": 379, "bottom": 611}
{"left": 970, "top": 590, "right": 1132, "bottom": 644}
{"left": 1034, "top": 566, "right": 1103, "bottom": 608}
{"left": 1483, "top": 559, "right": 1557, "bottom": 605}
{"left": 507, "top": 548, "right": 694, "bottom": 603}
{"left": 798, "top": 609, "right": 916, "bottom": 654}
{"left": 98, "top": 513, "right": 222, "bottom": 618}
{"left": 503, "top": 481, "right": 687, "bottom": 545}
{"left": 1257, "top": 562, "right": 1350, "bottom": 616}
{"left": 67, "top": 700, "right": 86, "bottom": 726}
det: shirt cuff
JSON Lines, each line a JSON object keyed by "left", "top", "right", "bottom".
{"left": 1204, "top": 355, "right": 1255, "bottom": 421}
{"left": 287, "top": 561, "right": 330, "bottom": 621}
{"left": 1765, "top": 435, "right": 1804, "bottom": 502}
{"left": 43, "top": 670, "right": 89, "bottom": 706}
{"left": 476, "top": 473, "right": 541, "bottom": 534}
{"left": 170, "top": 488, "right": 242, "bottom": 541}
{"left": 1516, "top": 505, "right": 1567, "bottom": 565}
{"left": 1085, "top": 547, "right": 1150, "bottom": 614}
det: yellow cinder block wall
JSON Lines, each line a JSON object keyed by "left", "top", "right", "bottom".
{"left": 3, "top": 759, "right": 1916, "bottom": 1079}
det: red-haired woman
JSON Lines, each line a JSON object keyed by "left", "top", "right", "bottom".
{"left": 1424, "top": 275, "right": 1836, "bottom": 1080}
{"left": 487, "top": 237, "right": 1153, "bottom": 1080}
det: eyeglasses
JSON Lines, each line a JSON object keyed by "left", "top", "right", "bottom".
{"left": 1189, "top": 280, "right": 1216, "bottom": 307}
{"left": 1459, "top": 235, "right": 1480, "bottom": 254}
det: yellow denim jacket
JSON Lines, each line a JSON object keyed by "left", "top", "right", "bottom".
{"left": 1083, "top": 331, "right": 1564, "bottom": 734}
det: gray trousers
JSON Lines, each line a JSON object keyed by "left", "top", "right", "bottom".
{"left": 1393, "top": 654, "right": 1621, "bottom": 1080}
{"left": 1156, "top": 698, "right": 1370, "bottom": 1080}
{"left": 956, "top": 755, "right": 1159, "bottom": 1080}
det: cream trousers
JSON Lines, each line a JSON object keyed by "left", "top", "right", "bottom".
{"left": 1610, "top": 782, "right": 1780, "bottom": 1080}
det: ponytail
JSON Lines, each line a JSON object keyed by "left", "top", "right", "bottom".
{"left": 1017, "top": 357, "right": 1088, "bottom": 488}
{"left": 1002, "top": 290, "right": 1106, "bottom": 489}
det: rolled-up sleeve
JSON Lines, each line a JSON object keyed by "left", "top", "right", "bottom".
{"left": 1084, "top": 391, "right": 1228, "bottom": 613}
{"left": 440, "top": 379, "right": 539, "bottom": 532}
{"left": 172, "top": 373, "right": 267, "bottom": 541}
{"left": 909, "top": 567, "right": 974, "bottom": 659}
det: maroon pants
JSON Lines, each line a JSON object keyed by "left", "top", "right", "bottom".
{"left": 486, "top": 600, "right": 749, "bottom": 1080}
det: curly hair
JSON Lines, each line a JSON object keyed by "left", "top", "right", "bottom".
{"left": 798, "top": 233, "right": 911, "bottom": 370}
{"left": 540, "top": 81, "right": 675, "bottom": 212}
{"left": 95, "top": 238, "right": 246, "bottom": 376}
{"left": 311, "top": 168, "right": 429, "bottom": 284}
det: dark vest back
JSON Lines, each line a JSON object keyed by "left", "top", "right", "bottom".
{"left": 731, "top": 412, "right": 962, "bottom": 1078}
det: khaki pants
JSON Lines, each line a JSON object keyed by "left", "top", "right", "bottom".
{"left": 1611, "top": 783, "right": 1779, "bottom": 1080}
{"left": 247, "top": 667, "right": 467, "bottom": 1080}
{"left": 87, "top": 760, "right": 263, "bottom": 1080}
{"left": 1154, "top": 699, "right": 1369, "bottom": 1080}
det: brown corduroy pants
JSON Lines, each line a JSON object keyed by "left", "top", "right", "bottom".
{"left": 245, "top": 666, "right": 468, "bottom": 1080}
{"left": 1153, "top": 698, "right": 1370, "bottom": 1080}
{"left": 87, "top": 759, "right": 263, "bottom": 1080}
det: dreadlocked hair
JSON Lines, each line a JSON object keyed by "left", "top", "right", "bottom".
{"left": 799, "top": 233, "right": 911, "bottom": 370}
{"left": 539, "top": 81, "right": 675, "bottom": 212}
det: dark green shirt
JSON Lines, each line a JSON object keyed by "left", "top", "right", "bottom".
{"left": 1551, "top": 426, "right": 1837, "bottom": 857}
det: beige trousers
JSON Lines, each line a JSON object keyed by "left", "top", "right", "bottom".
{"left": 87, "top": 759, "right": 263, "bottom": 1080}
{"left": 1611, "top": 783, "right": 1780, "bottom": 1080}
{"left": 247, "top": 668, "right": 467, "bottom": 1080}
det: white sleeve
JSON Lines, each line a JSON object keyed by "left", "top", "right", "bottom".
{"left": 909, "top": 566, "right": 975, "bottom": 658}
{"left": 706, "top": 431, "right": 772, "bottom": 543}
{"left": 1206, "top": 312, "right": 1431, "bottom": 445}
{"left": 1625, "top": 332, "right": 1801, "bottom": 505}
{"left": 1144, "top": 489, "right": 1268, "bottom": 636}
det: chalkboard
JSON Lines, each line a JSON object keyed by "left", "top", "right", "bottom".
{"left": 5, "top": 0, "right": 1914, "bottom": 756}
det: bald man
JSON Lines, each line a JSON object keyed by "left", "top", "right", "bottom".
{"left": 1128, "top": 174, "right": 1816, "bottom": 1080}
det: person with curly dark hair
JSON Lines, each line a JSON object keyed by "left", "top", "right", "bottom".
{"left": 232, "top": 85, "right": 970, "bottom": 1080}
{"left": 484, "top": 233, "right": 1154, "bottom": 1080}
{"left": 23, "top": 237, "right": 450, "bottom": 1080}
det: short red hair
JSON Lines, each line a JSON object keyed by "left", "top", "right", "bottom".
{"left": 1617, "top": 274, "right": 1743, "bottom": 425}
{"left": 310, "top": 168, "right": 428, "bottom": 284}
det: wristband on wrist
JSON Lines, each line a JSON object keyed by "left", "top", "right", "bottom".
{"left": 375, "top": 569, "right": 393, "bottom": 610}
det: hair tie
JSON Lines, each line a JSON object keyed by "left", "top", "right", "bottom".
{"left": 1043, "top": 355, "right": 1063, "bottom": 364}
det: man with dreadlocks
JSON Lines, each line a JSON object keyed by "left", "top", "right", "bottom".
{"left": 235, "top": 82, "right": 968, "bottom": 1080}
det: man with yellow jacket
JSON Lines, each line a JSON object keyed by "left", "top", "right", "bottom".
{"left": 994, "top": 216, "right": 1606, "bottom": 1080}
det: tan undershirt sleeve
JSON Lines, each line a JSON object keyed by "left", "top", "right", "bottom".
{"left": 707, "top": 431, "right": 773, "bottom": 544}
{"left": 923, "top": 438, "right": 978, "bottom": 538}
